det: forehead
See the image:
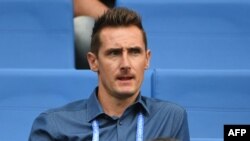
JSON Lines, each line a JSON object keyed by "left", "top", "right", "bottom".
{"left": 99, "top": 25, "right": 145, "bottom": 49}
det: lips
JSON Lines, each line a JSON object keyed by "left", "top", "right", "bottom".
{"left": 117, "top": 75, "right": 134, "bottom": 81}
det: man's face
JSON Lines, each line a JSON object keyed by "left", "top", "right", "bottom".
{"left": 88, "top": 25, "right": 151, "bottom": 99}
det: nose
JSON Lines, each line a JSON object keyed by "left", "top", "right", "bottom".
{"left": 120, "top": 51, "right": 131, "bottom": 71}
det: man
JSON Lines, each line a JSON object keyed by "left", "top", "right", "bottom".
{"left": 29, "top": 7, "right": 190, "bottom": 141}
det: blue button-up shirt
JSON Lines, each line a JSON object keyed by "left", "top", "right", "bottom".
{"left": 29, "top": 88, "right": 190, "bottom": 141}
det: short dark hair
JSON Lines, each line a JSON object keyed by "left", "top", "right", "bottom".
{"left": 90, "top": 7, "right": 147, "bottom": 56}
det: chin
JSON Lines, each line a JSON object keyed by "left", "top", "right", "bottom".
{"left": 115, "top": 89, "right": 137, "bottom": 99}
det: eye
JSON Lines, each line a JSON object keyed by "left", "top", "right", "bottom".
{"left": 129, "top": 48, "right": 141, "bottom": 55}
{"left": 108, "top": 49, "right": 121, "bottom": 56}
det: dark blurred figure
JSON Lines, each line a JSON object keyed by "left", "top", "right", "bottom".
{"left": 74, "top": 0, "right": 116, "bottom": 69}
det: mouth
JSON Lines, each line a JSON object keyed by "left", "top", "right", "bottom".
{"left": 117, "top": 76, "right": 134, "bottom": 81}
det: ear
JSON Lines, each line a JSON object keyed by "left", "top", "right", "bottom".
{"left": 145, "top": 50, "right": 151, "bottom": 70}
{"left": 87, "top": 52, "right": 99, "bottom": 72}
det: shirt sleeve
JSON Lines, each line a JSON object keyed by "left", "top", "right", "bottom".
{"left": 28, "top": 112, "right": 57, "bottom": 141}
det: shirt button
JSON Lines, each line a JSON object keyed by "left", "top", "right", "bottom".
{"left": 119, "top": 121, "right": 122, "bottom": 125}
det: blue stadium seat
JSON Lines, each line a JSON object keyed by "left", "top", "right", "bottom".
{"left": 152, "top": 69, "right": 250, "bottom": 140}
{"left": 0, "top": 69, "right": 152, "bottom": 141}
{"left": 0, "top": 0, "right": 74, "bottom": 69}
{"left": 117, "top": 0, "right": 250, "bottom": 69}
{"left": 0, "top": 69, "right": 97, "bottom": 141}
{"left": 141, "top": 69, "right": 153, "bottom": 97}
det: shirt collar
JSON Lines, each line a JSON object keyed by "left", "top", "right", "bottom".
{"left": 133, "top": 94, "right": 150, "bottom": 116}
{"left": 86, "top": 88, "right": 104, "bottom": 123}
{"left": 86, "top": 87, "right": 150, "bottom": 122}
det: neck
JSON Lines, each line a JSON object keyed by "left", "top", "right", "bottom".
{"left": 98, "top": 90, "right": 139, "bottom": 117}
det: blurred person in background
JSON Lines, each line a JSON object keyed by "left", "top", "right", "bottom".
{"left": 74, "top": 0, "right": 116, "bottom": 69}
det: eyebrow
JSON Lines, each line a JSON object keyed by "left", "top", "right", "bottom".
{"left": 128, "top": 46, "right": 143, "bottom": 51}
{"left": 104, "top": 46, "right": 144, "bottom": 55}
{"left": 104, "top": 48, "right": 122, "bottom": 55}
{"left": 106, "top": 46, "right": 143, "bottom": 51}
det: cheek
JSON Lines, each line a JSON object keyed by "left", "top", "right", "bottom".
{"left": 99, "top": 62, "right": 117, "bottom": 79}
{"left": 134, "top": 59, "right": 148, "bottom": 70}
{"left": 134, "top": 62, "right": 146, "bottom": 78}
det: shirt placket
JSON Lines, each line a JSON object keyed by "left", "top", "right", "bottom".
{"left": 116, "top": 118, "right": 126, "bottom": 141}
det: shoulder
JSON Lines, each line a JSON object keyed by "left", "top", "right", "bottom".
{"left": 141, "top": 97, "right": 190, "bottom": 140}
{"left": 29, "top": 99, "right": 88, "bottom": 139}
{"left": 142, "top": 96, "right": 187, "bottom": 117}
{"left": 31, "top": 99, "right": 88, "bottom": 131}
{"left": 35, "top": 99, "right": 88, "bottom": 123}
